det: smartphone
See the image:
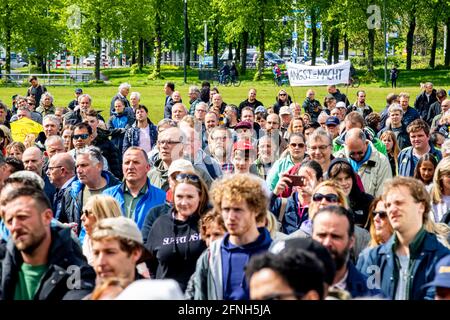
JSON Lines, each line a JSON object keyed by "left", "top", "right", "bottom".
{"left": 285, "top": 175, "right": 305, "bottom": 187}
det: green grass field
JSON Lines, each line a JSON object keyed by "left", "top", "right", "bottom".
{"left": 1, "top": 66, "right": 449, "bottom": 123}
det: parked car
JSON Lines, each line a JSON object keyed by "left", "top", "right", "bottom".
{"left": 0, "top": 58, "right": 28, "bottom": 69}
{"left": 82, "top": 55, "right": 96, "bottom": 67}
{"left": 219, "top": 49, "right": 285, "bottom": 68}
{"left": 301, "top": 57, "right": 329, "bottom": 66}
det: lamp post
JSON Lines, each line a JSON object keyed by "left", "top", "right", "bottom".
{"left": 183, "top": 0, "right": 188, "bottom": 83}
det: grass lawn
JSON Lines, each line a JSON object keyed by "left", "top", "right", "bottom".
{"left": 1, "top": 66, "right": 449, "bottom": 123}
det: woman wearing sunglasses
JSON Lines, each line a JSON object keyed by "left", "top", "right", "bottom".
{"left": 273, "top": 90, "right": 292, "bottom": 115}
{"left": 80, "top": 195, "right": 123, "bottom": 265}
{"left": 146, "top": 172, "right": 209, "bottom": 293}
{"left": 294, "top": 180, "right": 370, "bottom": 262}
{"left": 327, "top": 158, "right": 374, "bottom": 228}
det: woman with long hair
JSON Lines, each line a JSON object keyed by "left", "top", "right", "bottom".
{"left": 380, "top": 130, "right": 400, "bottom": 177}
{"left": 431, "top": 157, "right": 450, "bottom": 223}
{"left": 80, "top": 195, "right": 123, "bottom": 265}
{"left": 413, "top": 153, "right": 438, "bottom": 189}
{"left": 146, "top": 171, "right": 209, "bottom": 292}
{"left": 365, "top": 197, "right": 394, "bottom": 248}
{"left": 270, "top": 159, "right": 323, "bottom": 235}
{"left": 273, "top": 89, "right": 292, "bottom": 114}
{"left": 327, "top": 158, "right": 374, "bottom": 228}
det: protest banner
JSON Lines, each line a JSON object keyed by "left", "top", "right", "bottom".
{"left": 286, "top": 60, "right": 351, "bottom": 86}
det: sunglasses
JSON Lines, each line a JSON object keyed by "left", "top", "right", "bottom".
{"left": 312, "top": 193, "right": 339, "bottom": 203}
{"left": 279, "top": 93, "right": 287, "bottom": 96}
{"left": 176, "top": 173, "right": 200, "bottom": 183}
{"left": 73, "top": 133, "right": 89, "bottom": 140}
{"left": 82, "top": 209, "right": 93, "bottom": 217}
{"left": 290, "top": 143, "right": 305, "bottom": 148}
{"left": 373, "top": 211, "right": 387, "bottom": 219}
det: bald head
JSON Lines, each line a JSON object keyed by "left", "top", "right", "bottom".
{"left": 345, "top": 128, "right": 366, "bottom": 144}
{"left": 22, "top": 147, "right": 44, "bottom": 175}
{"left": 47, "top": 152, "right": 76, "bottom": 187}
{"left": 51, "top": 153, "right": 76, "bottom": 173}
{"left": 345, "top": 128, "right": 368, "bottom": 162}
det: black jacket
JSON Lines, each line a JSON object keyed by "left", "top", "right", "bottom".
{"left": 142, "top": 202, "right": 172, "bottom": 244}
{"left": 331, "top": 89, "right": 350, "bottom": 106}
{"left": 92, "top": 129, "right": 123, "bottom": 180}
{"left": 59, "top": 171, "right": 121, "bottom": 233}
{"left": 414, "top": 89, "right": 437, "bottom": 120}
{"left": 145, "top": 211, "right": 206, "bottom": 292}
{"left": 0, "top": 226, "right": 96, "bottom": 300}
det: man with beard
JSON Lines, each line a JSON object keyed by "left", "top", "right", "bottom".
{"left": 312, "top": 205, "right": 380, "bottom": 298}
{"left": 0, "top": 186, "right": 95, "bottom": 300}
{"left": 208, "top": 127, "right": 234, "bottom": 174}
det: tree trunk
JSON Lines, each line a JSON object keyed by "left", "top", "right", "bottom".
{"left": 151, "top": 14, "right": 162, "bottom": 79}
{"left": 344, "top": 33, "right": 349, "bottom": 60}
{"left": 241, "top": 31, "right": 248, "bottom": 75}
{"left": 138, "top": 37, "right": 144, "bottom": 71}
{"left": 446, "top": 18, "right": 450, "bottom": 67}
{"left": 280, "top": 39, "right": 284, "bottom": 61}
{"left": 429, "top": 22, "right": 438, "bottom": 68}
{"left": 368, "top": 29, "right": 375, "bottom": 72}
{"left": 333, "top": 30, "right": 339, "bottom": 64}
{"left": 184, "top": 3, "right": 191, "bottom": 68}
{"left": 327, "top": 34, "right": 333, "bottom": 65}
{"left": 406, "top": 14, "right": 416, "bottom": 70}
{"left": 236, "top": 40, "right": 241, "bottom": 65}
{"left": 131, "top": 40, "right": 137, "bottom": 65}
{"left": 193, "top": 41, "right": 198, "bottom": 63}
{"left": 311, "top": 10, "right": 318, "bottom": 65}
{"left": 228, "top": 42, "right": 233, "bottom": 61}
{"left": 94, "top": 22, "right": 101, "bottom": 80}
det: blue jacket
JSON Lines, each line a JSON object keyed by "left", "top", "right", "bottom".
{"left": 346, "top": 262, "right": 382, "bottom": 298}
{"left": 398, "top": 144, "right": 442, "bottom": 177}
{"left": 221, "top": 227, "right": 272, "bottom": 300}
{"left": 122, "top": 120, "right": 158, "bottom": 154}
{"left": 402, "top": 106, "right": 421, "bottom": 128}
{"left": 270, "top": 192, "right": 309, "bottom": 235}
{"left": 356, "top": 230, "right": 450, "bottom": 300}
{"left": 103, "top": 178, "right": 166, "bottom": 229}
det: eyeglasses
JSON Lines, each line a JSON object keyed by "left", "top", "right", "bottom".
{"left": 73, "top": 133, "right": 89, "bottom": 140}
{"left": 312, "top": 193, "right": 339, "bottom": 203}
{"left": 82, "top": 209, "right": 93, "bottom": 217}
{"left": 290, "top": 143, "right": 305, "bottom": 148}
{"left": 47, "top": 166, "right": 63, "bottom": 171}
{"left": 196, "top": 109, "right": 206, "bottom": 113}
{"left": 157, "top": 140, "right": 181, "bottom": 146}
{"left": 373, "top": 211, "right": 387, "bottom": 219}
{"left": 176, "top": 173, "right": 200, "bottom": 183}
{"left": 349, "top": 150, "right": 365, "bottom": 158}
{"left": 262, "top": 292, "right": 305, "bottom": 300}
{"left": 309, "top": 145, "right": 329, "bottom": 151}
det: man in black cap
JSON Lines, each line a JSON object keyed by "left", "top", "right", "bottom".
{"left": 68, "top": 88, "right": 83, "bottom": 111}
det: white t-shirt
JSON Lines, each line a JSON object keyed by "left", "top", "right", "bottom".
{"left": 139, "top": 127, "right": 152, "bottom": 153}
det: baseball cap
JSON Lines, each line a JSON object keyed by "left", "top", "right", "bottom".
{"left": 270, "top": 237, "right": 336, "bottom": 285}
{"left": 279, "top": 106, "right": 292, "bottom": 116}
{"left": 92, "top": 217, "right": 143, "bottom": 245}
{"left": 336, "top": 101, "right": 347, "bottom": 109}
{"left": 423, "top": 254, "right": 450, "bottom": 289}
{"left": 235, "top": 121, "right": 253, "bottom": 130}
{"left": 75, "top": 88, "right": 83, "bottom": 94}
{"left": 325, "top": 116, "right": 340, "bottom": 126}
{"left": 167, "top": 158, "right": 195, "bottom": 177}
{"left": 233, "top": 140, "right": 254, "bottom": 152}
{"left": 255, "top": 106, "right": 267, "bottom": 114}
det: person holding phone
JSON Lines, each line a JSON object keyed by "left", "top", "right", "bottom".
{"left": 270, "top": 160, "right": 323, "bottom": 235}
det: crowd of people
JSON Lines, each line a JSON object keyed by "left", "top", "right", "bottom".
{"left": 0, "top": 75, "right": 449, "bottom": 301}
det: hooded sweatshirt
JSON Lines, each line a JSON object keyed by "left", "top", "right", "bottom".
{"left": 146, "top": 211, "right": 206, "bottom": 292}
{"left": 221, "top": 227, "right": 272, "bottom": 300}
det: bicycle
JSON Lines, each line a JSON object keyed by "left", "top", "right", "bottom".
{"left": 273, "top": 71, "right": 289, "bottom": 87}
{"left": 212, "top": 71, "right": 241, "bottom": 87}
